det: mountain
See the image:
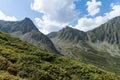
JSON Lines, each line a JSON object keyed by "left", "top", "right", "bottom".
{"left": 0, "top": 18, "right": 59, "bottom": 54}
{"left": 48, "top": 26, "right": 88, "bottom": 43}
{"left": 47, "top": 16, "right": 120, "bottom": 74}
{"left": 48, "top": 26, "right": 90, "bottom": 59}
{"left": 0, "top": 31, "right": 119, "bottom": 80}
{"left": 87, "top": 16, "right": 120, "bottom": 57}
{"left": 88, "top": 16, "right": 120, "bottom": 44}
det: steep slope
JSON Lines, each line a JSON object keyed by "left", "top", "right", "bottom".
{"left": 86, "top": 16, "right": 120, "bottom": 56}
{"left": 48, "top": 16, "right": 120, "bottom": 74}
{"left": 0, "top": 31, "right": 119, "bottom": 80}
{"left": 0, "top": 18, "right": 59, "bottom": 54}
{"left": 48, "top": 26, "right": 88, "bottom": 42}
{"left": 48, "top": 26, "right": 89, "bottom": 58}
{"left": 88, "top": 16, "right": 120, "bottom": 44}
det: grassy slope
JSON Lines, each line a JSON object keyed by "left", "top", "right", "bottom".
{"left": 0, "top": 32, "right": 119, "bottom": 80}
{"left": 49, "top": 35, "right": 120, "bottom": 75}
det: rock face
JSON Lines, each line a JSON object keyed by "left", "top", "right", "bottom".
{"left": 48, "top": 26, "right": 88, "bottom": 43}
{"left": 47, "top": 16, "right": 120, "bottom": 74}
{"left": 48, "top": 16, "right": 120, "bottom": 44}
{"left": 0, "top": 18, "right": 38, "bottom": 33}
{"left": 88, "top": 16, "right": 120, "bottom": 44}
{"left": 0, "top": 17, "right": 59, "bottom": 54}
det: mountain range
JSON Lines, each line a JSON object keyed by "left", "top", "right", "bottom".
{"left": 0, "top": 29, "right": 119, "bottom": 80}
{"left": 0, "top": 16, "right": 120, "bottom": 78}
{"left": 48, "top": 16, "right": 120, "bottom": 74}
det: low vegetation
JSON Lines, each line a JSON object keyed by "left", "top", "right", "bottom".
{"left": 0, "top": 32, "right": 119, "bottom": 80}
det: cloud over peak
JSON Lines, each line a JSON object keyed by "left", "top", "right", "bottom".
{"left": 31, "top": 0, "right": 78, "bottom": 23}
{"left": 31, "top": 0, "right": 79, "bottom": 34}
{"left": 31, "top": 0, "right": 120, "bottom": 34}
{"left": 75, "top": 4, "right": 120, "bottom": 31}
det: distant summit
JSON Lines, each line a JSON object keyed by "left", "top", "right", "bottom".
{"left": 48, "top": 16, "right": 120, "bottom": 44}
{"left": 24, "top": 17, "right": 31, "bottom": 21}
{"left": 48, "top": 26, "right": 88, "bottom": 43}
{"left": 14, "top": 17, "right": 38, "bottom": 34}
{"left": 0, "top": 17, "right": 38, "bottom": 33}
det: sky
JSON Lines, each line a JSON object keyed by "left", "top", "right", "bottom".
{"left": 0, "top": 0, "right": 120, "bottom": 34}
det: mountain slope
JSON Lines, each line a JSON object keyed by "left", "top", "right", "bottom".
{"left": 88, "top": 16, "right": 120, "bottom": 44}
{"left": 48, "top": 26, "right": 88, "bottom": 43}
{"left": 0, "top": 31, "right": 119, "bottom": 80}
{"left": 86, "top": 16, "right": 120, "bottom": 57}
{"left": 48, "top": 26, "right": 90, "bottom": 59}
{"left": 0, "top": 18, "right": 59, "bottom": 54}
{"left": 47, "top": 16, "right": 120, "bottom": 74}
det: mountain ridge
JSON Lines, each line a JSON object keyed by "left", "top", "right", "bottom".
{"left": 47, "top": 16, "right": 120, "bottom": 74}
{"left": 0, "top": 17, "right": 59, "bottom": 54}
{"left": 88, "top": 16, "right": 120, "bottom": 44}
{"left": 48, "top": 16, "right": 120, "bottom": 44}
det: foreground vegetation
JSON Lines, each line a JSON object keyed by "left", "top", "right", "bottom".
{"left": 0, "top": 32, "right": 119, "bottom": 80}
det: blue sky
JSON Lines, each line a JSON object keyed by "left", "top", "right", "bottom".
{"left": 0, "top": 0, "right": 120, "bottom": 34}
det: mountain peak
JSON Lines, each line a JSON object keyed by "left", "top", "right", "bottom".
{"left": 22, "top": 17, "right": 34, "bottom": 23}
{"left": 48, "top": 26, "right": 88, "bottom": 42}
{"left": 23, "top": 17, "right": 32, "bottom": 22}
{"left": 24, "top": 17, "right": 31, "bottom": 20}
{"left": 64, "top": 26, "right": 75, "bottom": 31}
{"left": 65, "top": 26, "right": 72, "bottom": 28}
{"left": 0, "top": 17, "right": 39, "bottom": 34}
{"left": 18, "top": 17, "right": 39, "bottom": 33}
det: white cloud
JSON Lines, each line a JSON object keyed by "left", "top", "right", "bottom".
{"left": 75, "top": 4, "right": 120, "bottom": 31}
{"left": 75, "top": 16, "right": 106, "bottom": 31}
{"left": 31, "top": 0, "right": 120, "bottom": 34}
{"left": 0, "top": 11, "right": 17, "bottom": 21}
{"left": 31, "top": 0, "right": 78, "bottom": 34}
{"left": 86, "top": 0, "right": 102, "bottom": 16}
{"left": 35, "top": 17, "right": 67, "bottom": 34}
{"left": 105, "top": 4, "right": 120, "bottom": 19}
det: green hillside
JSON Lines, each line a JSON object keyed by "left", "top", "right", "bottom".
{"left": 0, "top": 32, "right": 119, "bottom": 80}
